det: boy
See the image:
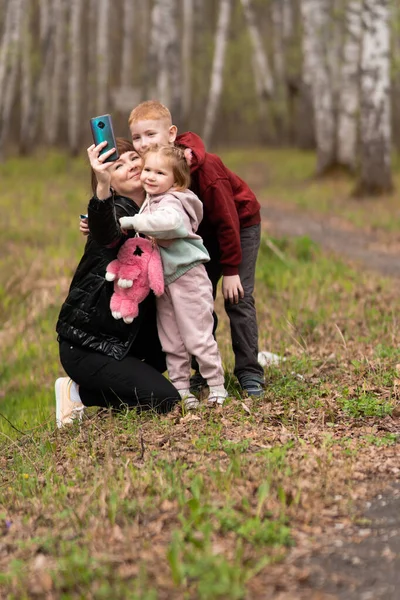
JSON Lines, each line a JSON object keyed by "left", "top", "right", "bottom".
{"left": 128, "top": 101, "right": 265, "bottom": 397}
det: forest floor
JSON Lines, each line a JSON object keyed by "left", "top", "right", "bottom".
{"left": 258, "top": 205, "right": 400, "bottom": 600}
{"left": 1, "top": 149, "right": 400, "bottom": 599}
{"left": 244, "top": 153, "right": 400, "bottom": 599}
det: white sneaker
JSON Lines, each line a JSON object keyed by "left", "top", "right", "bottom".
{"left": 55, "top": 377, "right": 85, "bottom": 428}
{"left": 178, "top": 388, "right": 200, "bottom": 410}
{"left": 208, "top": 385, "right": 228, "bottom": 406}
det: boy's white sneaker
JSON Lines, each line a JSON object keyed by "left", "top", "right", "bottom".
{"left": 178, "top": 388, "right": 200, "bottom": 410}
{"left": 55, "top": 377, "right": 85, "bottom": 428}
{"left": 208, "top": 385, "right": 228, "bottom": 406}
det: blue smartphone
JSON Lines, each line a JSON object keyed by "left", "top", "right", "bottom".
{"left": 90, "top": 114, "right": 119, "bottom": 162}
{"left": 80, "top": 214, "right": 88, "bottom": 219}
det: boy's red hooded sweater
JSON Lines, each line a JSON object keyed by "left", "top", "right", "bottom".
{"left": 176, "top": 132, "right": 261, "bottom": 277}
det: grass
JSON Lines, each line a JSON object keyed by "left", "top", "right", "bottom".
{"left": 1, "top": 151, "right": 400, "bottom": 598}
{"left": 222, "top": 147, "right": 400, "bottom": 234}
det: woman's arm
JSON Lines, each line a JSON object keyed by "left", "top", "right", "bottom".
{"left": 85, "top": 142, "right": 133, "bottom": 247}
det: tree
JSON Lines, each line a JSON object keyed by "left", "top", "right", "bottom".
{"left": 96, "top": 0, "right": 110, "bottom": 115}
{"left": 356, "top": 0, "right": 392, "bottom": 194}
{"left": 301, "top": 0, "right": 335, "bottom": 174}
{"left": 121, "top": 0, "right": 135, "bottom": 89}
{"left": 68, "top": 0, "right": 83, "bottom": 155}
{"left": 182, "top": 0, "right": 194, "bottom": 129}
{"left": 148, "top": 0, "right": 181, "bottom": 123}
{"left": 47, "top": 0, "right": 67, "bottom": 144}
{"left": 241, "top": 0, "right": 274, "bottom": 100}
{"left": 0, "top": 0, "right": 25, "bottom": 158}
{"left": 337, "top": 0, "right": 362, "bottom": 172}
{"left": 203, "top": 0, "right": 232, "bottom": 147}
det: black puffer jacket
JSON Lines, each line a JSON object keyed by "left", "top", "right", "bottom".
{"left": 56, "top": 193, "right": 157, "bottom": 361}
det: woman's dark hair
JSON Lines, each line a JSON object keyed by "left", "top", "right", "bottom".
{"left": 91, "top": 137, "right": 135, "bottom": 194}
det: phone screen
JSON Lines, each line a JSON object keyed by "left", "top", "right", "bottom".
{"left": 90, "top": 114, "right": 119, "bottom": 162}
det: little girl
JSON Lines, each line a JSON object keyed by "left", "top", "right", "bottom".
{"left": 119, "top": 145, "right": 228, "bottom": 409}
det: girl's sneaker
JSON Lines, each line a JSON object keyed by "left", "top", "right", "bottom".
{"left": 55, "top": 377, "right": 85, "bottom": 428}
{"left": 208, "top": 385, "right": 228, "bottom": 406}
{"left": 178, "top": 388, "right": 200, "bottom": 410}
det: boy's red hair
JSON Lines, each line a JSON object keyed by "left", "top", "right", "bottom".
{"left": 128, "top": 100, "right": 172, "bottom": 127}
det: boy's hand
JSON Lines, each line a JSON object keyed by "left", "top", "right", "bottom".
{"left": 80, "top": 216, "right": 89, "bottom": 237}
{"left": 184, "top": 148, "right": 193, "bottom": 166}
{"left": 222, "top": 275, "right": 244, "bottom": 304}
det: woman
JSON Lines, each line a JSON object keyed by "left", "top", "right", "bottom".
{"left": 55, "top": 138, "right": 179, "bottom": 427}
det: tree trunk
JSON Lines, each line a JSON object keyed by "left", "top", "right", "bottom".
{"left": 0, "top": 0, "right": 25, "bottom": 158}
{"left": 19, "top": 0, "right": 32, "bottom": 153}
{"left": 96, "top": 0, "right": 110, "bottom": 115}
{"left": 203, "top": 0, "right": 232, "bottom": 147}
{"left": 121, "top": 0, "right": 135, "bottom": 88}
{"left": 271, "top": 0, "right": 287, "bottom": 141}
{"left": 240, "top": 0, "right": 274, "bottom": 99}
{"left": 47, "top": 0, "right": 67, "bottom": 144}
{"left": 356, "top": 0, "right": 392, "bottom": 195}
{"left": 68, "top": 0, "right": 83, "bottom": 155}
{"left": 149, "top": 0, "right": 181, "bottom": 122}
{"left": 393, "top": 0, "right": 400, "bottom": 151}
{"left": 337, "top": 0, "right": 362, "bottom": 171}
{"left": 182, "top": 0, "right": 194, "bottom": 129}
{"left": 282, "top": 0, "right": 294, "bottom": 40}
{"left": 0, "top": 0, "right": 15, "bottom": 106}
{"left": 166, "top": 0, "right": 182, "bottom": 126}
{"left": 301, "top": 0, "right": 335, "bottom": 174}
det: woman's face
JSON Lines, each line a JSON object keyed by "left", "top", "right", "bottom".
{"left": 109, "top": 151, "right": 143, "bottom": 197}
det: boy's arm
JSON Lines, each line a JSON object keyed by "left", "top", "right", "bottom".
{"left": 203, "top": 179, "right": 245, "bottom": 304}
{"left": 202, "top": 179, "right": 242, "bottom": 275}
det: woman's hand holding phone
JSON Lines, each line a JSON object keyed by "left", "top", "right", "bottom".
{"left": 87, "top": 142, "right": 116, "bottom": 199}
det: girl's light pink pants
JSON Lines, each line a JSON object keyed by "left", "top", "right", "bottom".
{"left": 156, "top": 263, "right": 225, "bottom": 391}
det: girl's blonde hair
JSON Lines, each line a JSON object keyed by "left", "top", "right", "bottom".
{"left": 143, "top": 144, "right": 190, "bottom": 191}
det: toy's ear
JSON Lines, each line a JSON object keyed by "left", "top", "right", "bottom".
{"left": 148, "top": 248, "right": 164, "bottom": 296}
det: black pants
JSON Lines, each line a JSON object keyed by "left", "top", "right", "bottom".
{"left": 59, "top": 340, "right": 179, "bottom": 414}
{"left": 198, "top": 223, "right": 264, "bottom": 381}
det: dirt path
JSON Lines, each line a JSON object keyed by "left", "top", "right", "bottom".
{"left": 260, "top": 201, "right": 400, "bottom": 599}
{"left": 301, "top": 484, "right": 400, "bottom": 599}
{"left": 261, "top": 204, "right": 400, "bottom": 277}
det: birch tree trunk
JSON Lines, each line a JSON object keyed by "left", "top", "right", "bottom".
{"left": 0, "top": 0, "right": 25, "bottom": 157}
{"left": 391, "top": 0, "right": 400, "bottom": 150}
{"left": 203, "top": 0, "right": 232, "bottom": 147}
{"left": 182, "top": 0, "right": 194, "bottom": 128}
{"left": 96, "top": 0, "right": 110, "bottom": 115}
{"left": 301, "top": 0, "right": 335, "bottom": 174}
{"left": 356, "top": 0, "right": 392, "bottom": 195}
{"left": 47, "top": 0, "right": 67, "bottom": 144}
{"left": 337, "top": 0, "right": 362, "bottom": 171}
{"left": 0, "top": 0, "right": 15, "bottom": 108}
{"left": 271, "top": 0, "right": 287, "bottom": 140}
{"left": 149, "top": 0, "right": 181, "bottom": 120}
{"left": 68, "top": 0, "right": 83, "bottom": 155}
{"left": 167, "top": 0, "right": 182, "bottom": 125}
{"left": 121, "top": 0, "right": 135, "bottom": 88}
{"left": 19, "top": 0, "right": 32, "bottom": 152}
{"left": 240, "top": 0, "right": 274, "bottom": 99}
{"left": 282, "top": 0, "right": 294, "bottom": 40}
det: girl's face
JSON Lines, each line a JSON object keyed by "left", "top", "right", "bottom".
{"left": 109, "top": 151, "right": 143, "bottom": 197}
{"left": 140, "top": 152, "right": 175, "bottom": 195}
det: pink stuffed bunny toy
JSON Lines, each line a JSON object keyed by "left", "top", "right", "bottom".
{"left": 105, "top": 237, "right": 164, "bottom": 324}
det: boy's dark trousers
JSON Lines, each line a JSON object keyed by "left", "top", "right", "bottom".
{"left": 192, "top": 223, "right": 264, "bottom": 383}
